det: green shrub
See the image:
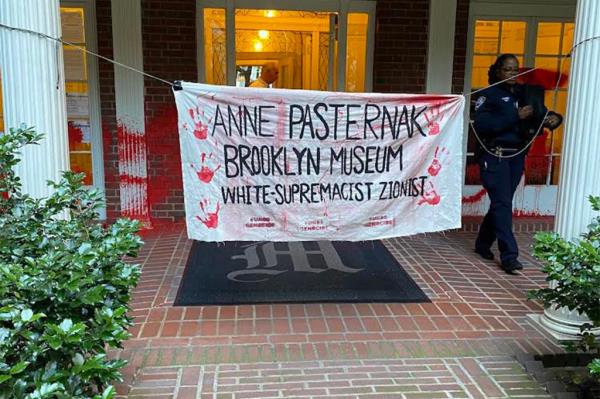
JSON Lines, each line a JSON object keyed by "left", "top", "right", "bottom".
{"left": 0, "top": 127, "right": 143, "bottom": 398}
{"left": 530, "top": 195, "right": 600, "bottom": 366}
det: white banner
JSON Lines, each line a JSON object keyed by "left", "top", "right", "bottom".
{"left": 174, "top": 82, "right": 464, "bottom": 241}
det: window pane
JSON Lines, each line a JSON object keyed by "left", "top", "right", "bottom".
{"left": 562, "top": 23, "right": 575, "bottom": 54}
{"left": 535, "top": 56, "right": 559, "bottom": 73}
{"left": 536, "top": 22, "right": 561, "bottom": 55}
{"left": 346, "top": 13, "right": 368, "bottom": 92}
{"left": 500, "top": 21, "right": 526, "bottom": 54}
{"left": 204, "top": 8, "right": 226, "bottom": 85}
{"left": 61, "top": 7, "right": 85, "bottom": 43}
{"left": 474, "top": 20, "right": 499, "bottom": 53}
{"left": 471, "top": 55, "right": 496, "bottom": 88}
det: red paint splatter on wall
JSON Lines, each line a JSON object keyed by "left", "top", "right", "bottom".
{"left": 144, "top": 106, "right": 182, "bottom": 221}
{"left": 67, "top": 122, "right": 84, "bottom": 149}
{"left": 462, "top": 188, "right": 487, "bottom": 204}
{"left": 524, "top": 131, "right": 550, "bottom": 184}
{"left": 465, "top": 163, "right": 481, "bottom": 185}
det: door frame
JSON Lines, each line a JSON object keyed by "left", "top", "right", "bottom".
{"left": 196, "top": 0, "right": 376, "bottom": 92}
{"left": 462, "top": 1, "right": 576, "bottom": 216}
{"left": 61, "top": 0, "right": 106, "bottom": 219}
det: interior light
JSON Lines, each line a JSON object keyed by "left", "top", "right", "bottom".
{"left": 265, "top": 10, "right": 275, "bottom": 18}
{"left": 258, "top": 30, "right": 269, "bottom": 39}
{"left": 254, "top": 41, "right": 263, "bottom": 51}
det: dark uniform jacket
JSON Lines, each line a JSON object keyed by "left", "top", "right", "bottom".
{"left": 473, "top": 83, "right": 562, "bottom": 152}
{"left": 473, "top": 84, "right": 533, "bottom": 148}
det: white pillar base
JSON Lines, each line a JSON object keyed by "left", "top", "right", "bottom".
{"left": 529, "top": 307, "right": 600, "bottom": 341}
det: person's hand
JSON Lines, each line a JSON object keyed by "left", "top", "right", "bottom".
{"left": 544, "top": 114, "right": 561, "bottom": 129}
{"left": 518, "top": 105, "right": 534, "bottom": 120}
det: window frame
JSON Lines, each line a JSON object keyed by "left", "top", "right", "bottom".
{"left": 61, "top": 0, "right": 106, "bottom": 219}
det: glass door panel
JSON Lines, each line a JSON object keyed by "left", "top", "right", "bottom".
{"left": 346, "top": 13, "right": 368, "bottom": 92}
{"left": 234, "top": 9, "right": 334, "bottom": 90}
{"left": 204, "top": 8, "right": 227, "bottom": 85}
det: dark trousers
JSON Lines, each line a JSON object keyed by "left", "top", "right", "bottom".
{"left": 475, "top": 151, "right": 525, "bottom": 264}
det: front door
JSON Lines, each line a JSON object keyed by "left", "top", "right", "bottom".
{"left": 197, "top": 0, "right": 376, "bottom": 93}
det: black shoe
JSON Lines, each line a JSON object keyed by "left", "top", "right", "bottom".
{"left": 474, "top": 248, "right": 495, "bottom": 260}
{"left": 501, "top": 259, "right": 524, "bottom": 274}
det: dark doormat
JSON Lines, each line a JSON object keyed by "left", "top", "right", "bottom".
{"left": 174, "top": 240, "right": 430, "bottom": 306}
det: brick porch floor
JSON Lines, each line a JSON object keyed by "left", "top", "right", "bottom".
{"left": 113, "top": 218, "right": 561, "bottom": 398}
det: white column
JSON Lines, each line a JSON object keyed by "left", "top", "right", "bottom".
{"left": 111, "top": 0, "right": 151, "bottom": 227}
{"left": 426, "top": 0, "right": 457, "bottom": 94}
{"left": 0, "top": 0, "right": 69, "bottom": 198}
{"left": 539, "top": 0, "right": 600, "bottom": 339}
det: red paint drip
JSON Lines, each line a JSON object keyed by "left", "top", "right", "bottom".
{"left": 117, "top": 122, "right": 150, "bottom": 225}
{"left": 144, "top": 106, "right": 182, "bottom": 221}
{"left": 525, "top": 131, "right": 550, "bottom": 184}
{"left": 462, "top": 188, "right": 487, "bottom": 204}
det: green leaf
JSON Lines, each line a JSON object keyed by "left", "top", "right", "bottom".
{"left": 72, "top": 353, "right": 84, "bottom": 367}
{"left": 59, "top": 319, "right": 73, "bottom": 333}
{"left": 78, "top": 242, "right": 92, "bottom": 255}
{"left": 20, "top": 309, "right": 33, "bottom": 322}
{"left": 101, "top": 386, "right": 115, "bottom": 399}
{"left": 0, "top": 375, "right": 10, "bottom": 384}
{"left": 9, "top": 362, "right": 28, "bottom": 375}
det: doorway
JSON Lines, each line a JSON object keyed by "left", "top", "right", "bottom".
{"left": 197, "top": 0, "right": 375, "bottom": 92}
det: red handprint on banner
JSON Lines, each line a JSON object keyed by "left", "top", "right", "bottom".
{"left": 418, "top": 181, "right": 441, "bottom": 206}
{"left": 191, "top": 153, "right": 221, "bottom": 183}
{"left": 423, "top": 103, "right": 445, "bottom": 136}
{"left": 427, "top": 146, "right": 449, "bottom": 177}
{"left": 196, "top": 199, "right": 221, "bottom": 229}
{"left": 187, "top": 106, "right": 210, "bottom": 140}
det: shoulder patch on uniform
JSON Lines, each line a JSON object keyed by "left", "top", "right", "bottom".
{"left": 475, "top": 96, "right": 486, "bottom": 111}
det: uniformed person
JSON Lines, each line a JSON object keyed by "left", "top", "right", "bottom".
{"left": 473, "top": 54, "right": 562, "bottom": 274}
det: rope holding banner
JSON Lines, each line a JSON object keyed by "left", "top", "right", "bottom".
{"left": 0, "top": 22, "right": 175, "bottom": 87}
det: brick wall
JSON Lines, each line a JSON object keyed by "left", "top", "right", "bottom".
{"left": 373, "top": 0, "right": 429, "bottom": 93}
{"left": 452, "top": 0, "right": 470, "bottom": 94}
{"left": 96, "top": 0, "right": 120, "bottom": 221}
{"left": 141, "top": 0, "right": 197, "bottom": 222}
